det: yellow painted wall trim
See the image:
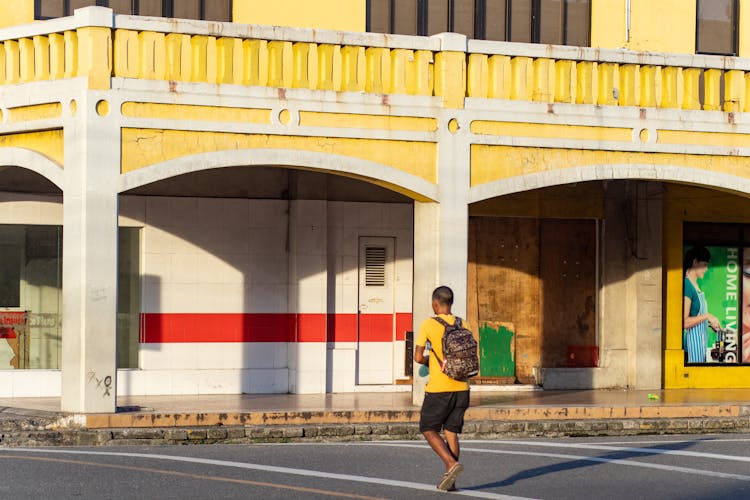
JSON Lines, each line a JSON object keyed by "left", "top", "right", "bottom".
{"left": 470, "top": 121, "right": 632, "bottom": 142}
{"left": 121, "top": 128, "right": 437, "bottom": 184}
{"left": 298, "top": 112, "right": 437, "bottom": 132}
{"left": 8, "top": 103, "right": 63, "bottom": 123}
{"left": 555, "top": 60, "right": 576, "bottom": 103}
{"left": 471, "top": 145, "right": 750, "bottom": 187}
{"left": 434, "top": 51, "right": 466, "bottom": 108}
{"left": 121, "top": 102, "right": 271, "bottom": 124}
{"left": 76, "top": 26, "right": 111, "bottom": 89}
{"left": 0, "top": 129, "right": 64, "bottom": 166}
{"left": 658, "top": 129, "right": 750, "bottom": 149}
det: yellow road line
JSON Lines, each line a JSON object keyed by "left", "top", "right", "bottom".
{"left": 0, "top": 454, "right": 386, "bottom": 500}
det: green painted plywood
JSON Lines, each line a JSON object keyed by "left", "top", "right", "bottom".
{"left": 479, "top": 322, "right": 515, "bottom": 377}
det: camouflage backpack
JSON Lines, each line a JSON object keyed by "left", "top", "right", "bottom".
{"left": 431, "top": 317, "right": 479, "bottom": 381}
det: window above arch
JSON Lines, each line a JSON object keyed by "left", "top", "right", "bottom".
{"left": 34, "top": 0, "right": 232, "bottom": 22}
{"left": 367, "top": 0, "right": 591, "bottom": 47}
{"left": 696, "top": 0, "right": 738, "bottom": 56}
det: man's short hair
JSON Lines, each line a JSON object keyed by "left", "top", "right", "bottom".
{"left": 432, "top": 286, "right": 454, "bottom": 306}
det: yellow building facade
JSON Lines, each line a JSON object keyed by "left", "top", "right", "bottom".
{"left": 2, "top": 1, "right": 750, "bottom": 412}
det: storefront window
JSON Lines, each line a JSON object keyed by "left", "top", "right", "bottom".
{"left": 683, "top": 222, "right": 750, "bottom": 364}
{"left": 0, "top": 225, "right": 62, "bottom": 369}
{"left": 0, "top": 224, "right": 141, "bottom": 370}
{"left": 118, "top": 227, "right": 141, "bottom": 369}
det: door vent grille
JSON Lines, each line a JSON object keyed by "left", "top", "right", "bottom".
{"left": 365, "top": 246, "right": 386, "bottom": 286}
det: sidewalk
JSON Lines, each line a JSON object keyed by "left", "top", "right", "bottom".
{"left": 1, "top": 387, "right": 749, "bottom": 447}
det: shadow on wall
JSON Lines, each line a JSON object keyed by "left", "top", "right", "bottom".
{"left": 466, "top": 180, "right": 664, "bottom": 389}
{"left": 120, "top": 166, "right": 415, "bottom": 396}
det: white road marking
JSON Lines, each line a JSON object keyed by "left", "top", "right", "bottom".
{"left": 0, "top": 447, "right": 535, "bottom": 500}
{"left": 370, "top": 442, "right": 750, "bottom": 482}
{"left": 461, "top": 439, "right": 750, "bottom": 463}
{"left": 547, "top": 437, "right": 750, "bottom": 446}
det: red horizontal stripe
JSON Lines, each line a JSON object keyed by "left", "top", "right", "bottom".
{"left": 142, "top": 313, "right": 295, "bottom": 343}
{"left": 297, "top": 313, "right": 327, "bottom": 342}
{"left": 358, "top": 314, "right": 394, "bottom": 342}
{"left": 141, "top": 313, "right": 412, "bottom": 343}
{"left": 395, "top": 313, "right": 413, "bottom": 341}
{"left": 327, "top": 313, "right": 357, "bottom": 343}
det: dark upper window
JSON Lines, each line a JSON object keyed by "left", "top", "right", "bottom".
{"left": 34, "top": 0, "right": 232, "bottom": 22}
{"left": 696, "top": 0, "right": 738, "bottom": 56}
{"left": 367, "top": 0, "right": 591, "bottom": 46}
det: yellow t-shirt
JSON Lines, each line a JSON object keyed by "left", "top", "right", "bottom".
{"left": 415, "top": 314, "right": 471, "bottom": 393}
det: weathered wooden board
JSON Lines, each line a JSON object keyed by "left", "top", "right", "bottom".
{"left": 469, "top": 217, "right": 540, "bottom": 384}
{"left": 468, "top": 216, "right": 598, "bottom": 382}
{"left": 539, "top": 218, "right": 597, "bottom": 367}
{"left": 479, "top": 321, "right": 515, "bottom": 377}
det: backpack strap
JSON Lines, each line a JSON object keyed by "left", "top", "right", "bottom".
{"left": 433, "top": 316, "right": 450, "bottom": 328}
{"left": 431, "top": 316, "right": 462, "bottom": 368}
{"left": 428, "top": 316, "right": 450, "bottom": 367}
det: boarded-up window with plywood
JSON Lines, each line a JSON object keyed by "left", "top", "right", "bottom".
{"left": 539, "top": 218, "right": 597, "bottom": 368}
{"left": 468, "top": 216, "right": 597, "bottom": 382}
{"left": 468, "top": 217, "right": 540, "bottom": 383}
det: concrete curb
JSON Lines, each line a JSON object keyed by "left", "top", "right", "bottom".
{"left": 1, "top": 415, "right": 749, "bottom": 447}
{"left": 72, "top": 403, "right": 750, "bottom": 429}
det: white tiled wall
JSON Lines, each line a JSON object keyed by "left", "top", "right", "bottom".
{"left": 0, "top": 193, "right": 62, "bottom": 224}
{"left": 325, "top": 201, "right": 414, "bottom": 387}
{"left": 0, "top": 194, "right": 414, "bottom": 396}
{"left": 327, "top": 201, "right": 414, "bottom": 319}
{"left": 0, "top": 370, "right": 61, "bottom": 397}
{"left": 122, "top": 196, "right": 292, "bottom": 315}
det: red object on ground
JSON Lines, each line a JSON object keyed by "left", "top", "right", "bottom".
{"left": 568, "top": 345, "right": 599, "bottom": 367}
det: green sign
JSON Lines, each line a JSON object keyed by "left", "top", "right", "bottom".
{"left": 691, "top": 246, "right": 740, "bottom": 364}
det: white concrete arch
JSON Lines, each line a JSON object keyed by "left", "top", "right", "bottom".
{"left": 468, "top": 163, "right": 750, "bottom": 203}
{"left": 0, "top": 147, "right": 64, "bottom": 190}
{"left": 119, "top": 148, "right": 439, "bottom": 201}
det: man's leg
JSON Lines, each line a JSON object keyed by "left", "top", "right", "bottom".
{"left": 444, "top": 429, "right": 460, "bottom": 461}
{"left": 422, "top": 430, "right": 459, "bottom": 472}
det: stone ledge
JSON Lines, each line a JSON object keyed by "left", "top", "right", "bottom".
{"left": 0, "top": 416, "right": 747, "bottom": 447}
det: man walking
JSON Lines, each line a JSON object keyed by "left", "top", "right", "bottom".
{"left": 414, "top": 285, "right": 469, "bottom": 491}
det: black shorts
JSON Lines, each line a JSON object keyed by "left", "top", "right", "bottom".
{"left": 419, "top": 390, "right": 470, "bottom": 434}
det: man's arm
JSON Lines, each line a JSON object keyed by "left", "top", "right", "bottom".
{"left": 414, "top": 345, "right": 428, "bottom": 365}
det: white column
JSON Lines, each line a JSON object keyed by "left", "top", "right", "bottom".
{"left": 436, "top": 115, "right": 470, "bottom": 317}
{"left": 630, "top": 181, "right": 663, "bottom": 389}
{"left": 412, "top": 113, "right": 471, "bottom": 405}
{"left": 61, "top": 93, "right": 120, "bottom": 413}
{"left": 412, "top": 201, "right": 440, "bottom": 405}
{"left": 287, "top": 197, "right": 328, "bottom": 394}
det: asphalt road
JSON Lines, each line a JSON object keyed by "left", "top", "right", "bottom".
{"left": 1, "top": 434, "right": 750, "bottom": 499}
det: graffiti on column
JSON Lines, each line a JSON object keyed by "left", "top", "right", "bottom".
{"left": 87, "top": 371, "right": 113, "bottom": 397}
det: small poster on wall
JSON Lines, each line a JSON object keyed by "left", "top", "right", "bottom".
{"left": 683, "top": 245, "right": 740, "bottom": 364}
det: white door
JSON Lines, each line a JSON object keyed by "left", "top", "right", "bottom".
{"left": 357, "top": 237, "right": 395, "bottom": 385}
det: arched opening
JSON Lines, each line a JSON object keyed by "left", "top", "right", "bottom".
{"left": 0, "top": 163, "right": 63, "bottom": 383}
{"left": 116, "top": 154, "right": 422, "bottom": 396}
{"left": 468, "top": 171, "right": 750, "bottom": 391}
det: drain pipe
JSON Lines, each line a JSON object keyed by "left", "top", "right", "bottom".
{"left": 626, "top": 0, "right": 631, "bottom": 43}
